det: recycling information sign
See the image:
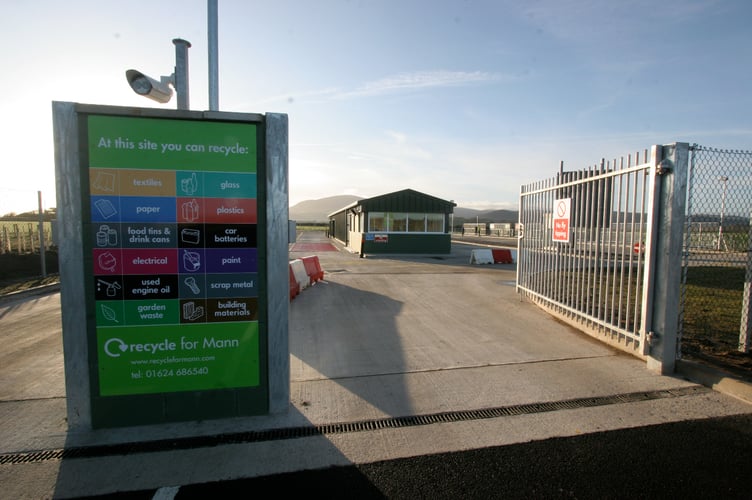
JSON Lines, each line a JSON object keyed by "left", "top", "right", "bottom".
{"left": 86, "top": 114, "right": 263, "bottom": 397}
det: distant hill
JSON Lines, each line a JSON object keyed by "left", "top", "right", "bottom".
{"left": 453, "top": 207, "right": 518, "bottom": 223}
{"left": 290, "top": 195, "right": 518, "bottom": 223}
{"left": 290, "top": 195, "right": 362, "bottom": 222}
{"left": 478, "top": 209, "right": 519, "bottom": 222}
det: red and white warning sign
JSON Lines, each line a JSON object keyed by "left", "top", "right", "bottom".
{"left": 553, "top": 198, "right": 571, "bottom": 243}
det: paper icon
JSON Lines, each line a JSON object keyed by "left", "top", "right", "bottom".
{"left": 94, "top": 199, "right": 117, "bottom": 219}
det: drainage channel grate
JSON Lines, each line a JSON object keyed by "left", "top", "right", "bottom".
{"left": 0, "top": 386, "right": 708, "bottom": 465}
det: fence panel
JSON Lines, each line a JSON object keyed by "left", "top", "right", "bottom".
{"left": 518, "top": 150, "right": 657, "bottom": 357}
{"left": 0, "top": 221, "right": 55, "bottom": 254}
{"left": 682, "top": 145, "right": 752, "bottom": 357}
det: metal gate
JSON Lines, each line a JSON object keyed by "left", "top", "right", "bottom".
{"left": 517, "top": 144, "right": 689, "bottom": 374}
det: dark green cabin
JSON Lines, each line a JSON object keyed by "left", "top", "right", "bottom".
{"left": 327, "top": 189, "right": 456, "bottom": 255}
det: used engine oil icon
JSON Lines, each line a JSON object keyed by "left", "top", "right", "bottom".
{"left": 97, "top": 279, "right": 121, "bottom": 297}
{"left": 183, "top": 251, "right": 201, "bottom": 271}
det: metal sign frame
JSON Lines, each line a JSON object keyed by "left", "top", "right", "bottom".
{"left": 53, "top": 102, "right": 289, "bottom": 429}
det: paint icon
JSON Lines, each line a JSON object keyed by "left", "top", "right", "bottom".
{"left": 183, "top": 251, "right": 201, "bottom": 271}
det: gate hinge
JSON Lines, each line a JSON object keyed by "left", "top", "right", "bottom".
{"left": 655, "top": 160, "right": 672, "bottom": 175}
{"left": 646, "top": 331, "right": 658, "bottom": 345}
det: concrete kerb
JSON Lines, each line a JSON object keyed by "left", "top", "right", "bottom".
{"left": 0, "top": 282, "right": 60, "bottom": 304}
{"left": 675, "top": 359, "right": 752, "bottom": 405}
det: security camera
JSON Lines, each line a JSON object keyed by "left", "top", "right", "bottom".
{"left": 125, "top": 69, "right": 174, "bottom": 104}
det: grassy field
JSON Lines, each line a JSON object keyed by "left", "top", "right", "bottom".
{"left": 683, "top": 266, "right": 752, "bottom": 374}
{"left": 532, "top": 264, "right": 751, "bottom": 376}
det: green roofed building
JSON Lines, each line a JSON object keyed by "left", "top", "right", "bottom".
{"left": 327, "top": 189, "right": 456, "bottom": 256}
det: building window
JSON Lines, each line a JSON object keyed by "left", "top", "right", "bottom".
{"left": 388, "top": 212, "right": 407, "bottom": 232}
{"left": 408, "top": 213, "right": 426, "bottom": 232}
{"left": 369, "top": 212, "right": 445, "bottom": 233}
{"left": 369, "top": 212, "right": 385, "bottom": 231}
{"left": 426, "top": 213, "right": 444, "bottom": 232}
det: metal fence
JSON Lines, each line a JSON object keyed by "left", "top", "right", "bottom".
{"left": 681, "top": 145, "right": 752, "bottom": 356}
{"left": 0, "top": 221, "right": 56, "bottom": 254}
{"left": 517, "top": 149, "right": 657, "bottom": 356}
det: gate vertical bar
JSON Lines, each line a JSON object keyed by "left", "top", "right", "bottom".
{"left": 640, "top": 146, "right": 661, "bottom": 357}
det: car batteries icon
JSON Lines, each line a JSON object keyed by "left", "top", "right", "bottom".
{"left": 183, "top": 250, "right": 201, "bottom": 271}
{"left": 181, "top": 228, "right": 200, "bottom": 245}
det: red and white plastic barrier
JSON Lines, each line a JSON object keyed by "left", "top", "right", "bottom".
{"left": 302, "top": 255, "right": 325, "bottom": 283}
{"left": 470, "top": 248, "right": 515, "bottom": 265}
{"left": 289, "top": 255, "right": 325, "bottom": 301}
{"left": 491, "top": 248, "right": 514, "bottom": 264}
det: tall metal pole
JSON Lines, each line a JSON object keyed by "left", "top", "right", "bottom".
{"left": 37, "top": 191, "right": 46, "bottom": 277}
{"left": 208, "top": 0, "right": 219, "bottom": 111}
{"left": 173, "top": 38, "right": 191, "bottom": 110}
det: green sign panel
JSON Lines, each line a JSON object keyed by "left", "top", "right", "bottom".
{"left": 86, "top": 114, "right": 263, "bottom": 398}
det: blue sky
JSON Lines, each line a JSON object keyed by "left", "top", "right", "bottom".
{"left": 1, "top": 0, "right": 751, "bottom": 214}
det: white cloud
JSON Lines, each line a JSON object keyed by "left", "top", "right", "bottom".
{"left": 256, "top": 70, "right": 504, "bottom": 105}
{"left": 336, "top": 70, "right": 503, "bottom": 99}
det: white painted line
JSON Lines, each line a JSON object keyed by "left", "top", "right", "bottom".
{"left": 152, "top": 486, "right": 180, "bottom": 500}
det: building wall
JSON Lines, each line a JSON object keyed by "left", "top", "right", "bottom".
{"left": 331, "top": 210, "right": 348, "bottom": 243}
{"left": 347, "top": 229, "right": 362, "bottom": 252}
{"left": 361, "top": 233, "right": 451, "bottom": 254}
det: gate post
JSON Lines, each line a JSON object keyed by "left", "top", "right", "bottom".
{"left": 646, "top": 143, "right": 689, "bottom": 374}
